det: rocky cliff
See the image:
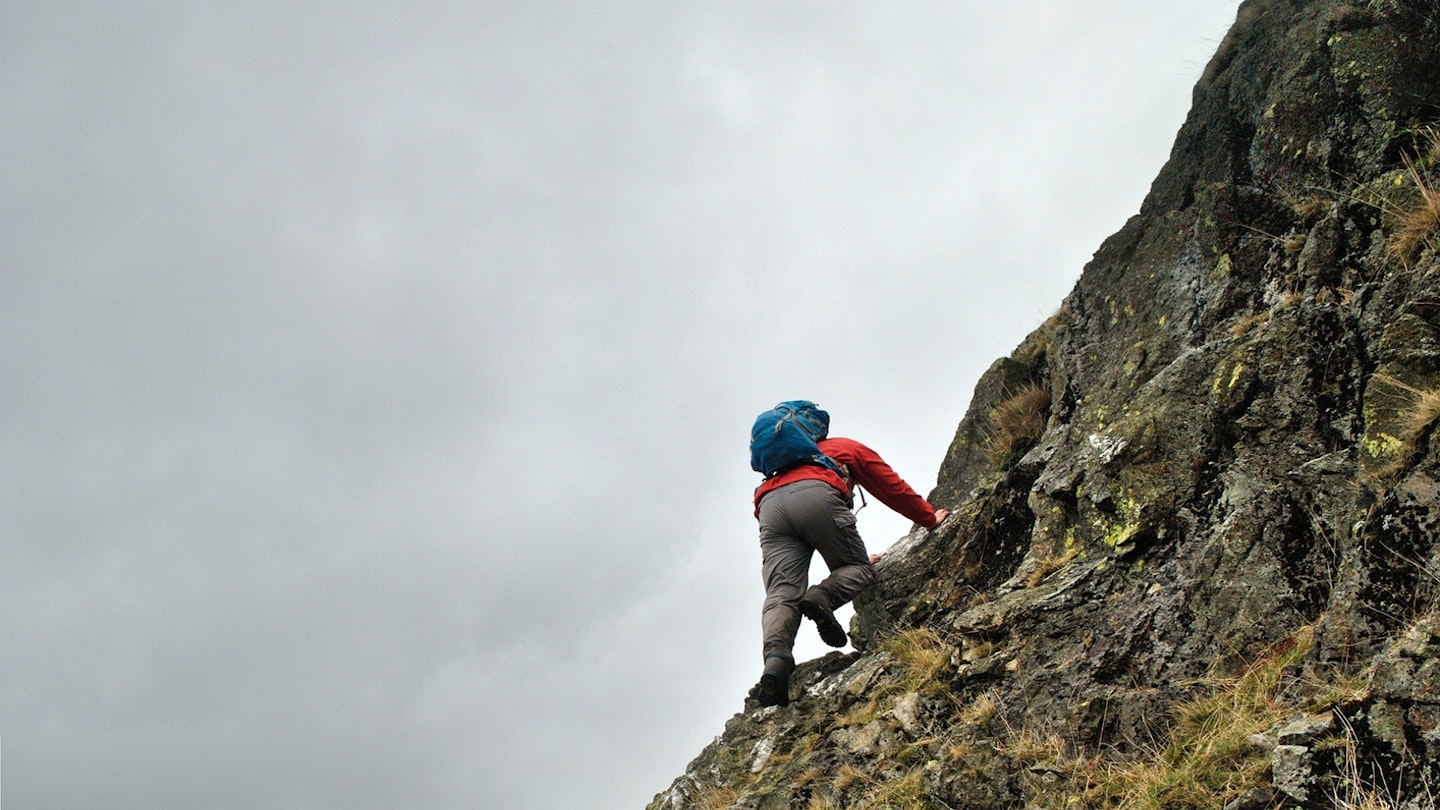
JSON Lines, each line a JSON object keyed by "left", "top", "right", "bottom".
{"left": 651, "top": 1, "right": 1440, "bottom": 807}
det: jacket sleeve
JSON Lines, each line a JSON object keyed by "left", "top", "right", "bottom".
{"left": 829, "top": 438, "right": 939, "bottom": 527}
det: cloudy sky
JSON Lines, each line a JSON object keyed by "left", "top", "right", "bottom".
{"left": 3, "top": 2, "right": 1241, "bottom": 807}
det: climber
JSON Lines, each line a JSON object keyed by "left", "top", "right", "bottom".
{"left": 747, "top": 403, "right": 949, "bottom": 708}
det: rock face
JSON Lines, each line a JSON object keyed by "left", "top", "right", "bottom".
{"left": 652, "top": 2, "right": 1440, "bottom": 807}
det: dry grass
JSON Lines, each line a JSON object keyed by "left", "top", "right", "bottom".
{"left": 1083, "top": 628, "right": 1313, "bottom": 810}
{"left": 793, "top": 765, "right": 824, "bottom": 789}
{"left": 837, "top": 695, "right": 882, "bottom": 728}
{"left": 1265, "top": 180, "right": 1335, "bottom": 222}
{"left": 1299, "top": 667, "right": 1372, "bottom": 711}
{"left": 1026, "top": 542, "right": 1081, "bottom": 587}
{"left": 693, "top": 784, "right": 738, "bottom": 810}
{"left": 960, "top": 691, "right": 999, "bottom": 726}
{"left": 1229, "top": 309, "right": 1273, "bottom": 338}
{"left": 985, "top": 381, "right": 1052, "bottom": 466}
{"left": 1000, "top": 727, "right": 1070, "bottom": 765}
{"left": 1387, "top": 145, "right": 1440, "bottom": 266}
{"left": 1333, "top": 790, "right": 1403, "bottom": 810}
{"left": 1329, "top": 748, "right": 1401, "bottom": 810}
{"left": 1372, "top": 373, "right": 1440, "bottom": 444}
{"left": 833, "top": 764, "right": 865, "bottom": 792}
{"left": 1324, "top": 713, "right": 1437, "bottom": 810}
{"left": 1416, "top": 124, "right": 1440, "bottom": 169}
{"left": 1364, "top": 373, "right": 1440, "bottom": 478}
{"left": 805, "top": 795, "right": 838, "bottom": 810}
{"left": 1285, "top": 189, "right": 1335, "bottom": 221}
{"left": 841, "top": 765, "right": 927, "bottom": 810}
{"left": 838, "top": 627, "right": 956, "bottom": 728}
{"left": 970, "top": 623, "right": 1429, "bottom": 809}
{"left": 879, "top": 627, "right": 954, "bottom": 692}
{"left": 1226, "top": 274, "right": 1306, "bottom": 340}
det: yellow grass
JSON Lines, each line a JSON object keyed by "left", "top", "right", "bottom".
{"left": 1387, "top": 155, "right": 1440, "bottom": 266}
{"left": 1372, "top": 373, "right": 1440, "bottom": 443}
{"left": 985, "top": 381, "right": 1052, "bottom": 465}
{"left": 1084, "top": 628, "right": 1313, "bottom": 810}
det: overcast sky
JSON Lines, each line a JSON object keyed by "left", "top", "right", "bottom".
{"left": 2, "top": 2, "right": 1241, "bottom": 807}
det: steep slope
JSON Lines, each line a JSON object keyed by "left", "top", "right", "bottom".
{"left": 652, "top": 1, "right": 1440, "bottom": 807}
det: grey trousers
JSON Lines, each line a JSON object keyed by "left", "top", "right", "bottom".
{"left": 757, "top": 480, "right": 875, "bottom": 666}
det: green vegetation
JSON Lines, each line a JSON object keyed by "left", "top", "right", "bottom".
{"left": 691, "top": 621, "right": 1425, "bottom": 810}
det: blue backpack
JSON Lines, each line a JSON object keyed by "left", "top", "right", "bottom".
{"left": 749, "top": 401, "right": 845, "bottom": 479}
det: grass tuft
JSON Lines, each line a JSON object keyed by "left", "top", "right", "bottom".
{"left": 1267, "top": 183, "right": 1334, "bottom": 222}
{"left": 839, "top": 628, "right": 956, "bottom": 727}
{"left": 1000, "top": 727, "right": 1069, "bottom": 766}
{"left": 1371, "top": 373, "right": 1440, "bottom": 461}
{"left": 693, "top": 784, "right": 738, "bottom": 810}
{"left": 1387, "top": 154, "right": 1440, "bottom": 267}
{"left": 833, "top": 764, "right": 864, "bottom": 792}
{"left": 984, "top": 381, "right": 1052, "bottom": 466}
{"left": 839, "top": 765, "right": 927, "bottom": 810}
{"left": 1426, "top": 127, "right": 1440, "bottom": 168}
{"left": 878, "top": 627, "right": 954, "bottom": 694}
{"left": 1083, "top": 628, "right": 1313, "bottom": 810}
{"left": 1026, "top": 541, "right": 1081, "bottom": 587}
{"left": 960, "top": 691, "right": 999, "bottom": 727}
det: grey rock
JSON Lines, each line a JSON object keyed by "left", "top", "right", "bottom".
{"left": 1272, "top": 744, "right": 1315, "bottom": 802}
{"left": 1277, "top": 713, "right": 1335, "bottom": 746}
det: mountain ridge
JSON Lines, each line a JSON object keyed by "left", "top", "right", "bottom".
{"left": 652, "top": 1, "right": 1440, "bottom": 806}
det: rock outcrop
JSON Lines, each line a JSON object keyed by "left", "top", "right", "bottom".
{"left": 652, "top": 1, "right": 1440, "bottom": 807}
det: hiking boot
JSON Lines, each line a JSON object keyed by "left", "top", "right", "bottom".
{"left": 799, "top": 596, "right": 848, "bottom": 648}
{"left": 748, "top": 671, "right": 790, "bottom": 708}
{"left": 747, "top": 656, "right": 793, "bottom": 709}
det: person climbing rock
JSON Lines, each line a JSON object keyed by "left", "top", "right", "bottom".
{"left": 746, "top": 402, "right": 949, "bottom": 708}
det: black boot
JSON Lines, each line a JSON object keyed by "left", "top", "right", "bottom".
{"left": 799, "top": 590, "right": 847, "bottom": 648}
{"left": 747, "top": 656, "right": 793, "bottom": 708}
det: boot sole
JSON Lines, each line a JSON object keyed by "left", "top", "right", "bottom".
{"left": 800, "top": 599, "right": 848, "bottom": 647}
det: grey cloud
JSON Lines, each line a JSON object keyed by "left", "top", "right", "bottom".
{"left": 2, "top": 2, "right": 1241, "bottom": 808}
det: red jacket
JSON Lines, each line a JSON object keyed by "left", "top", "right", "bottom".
{"left": 753, "top": 436, "right": 939, "bottom": 527}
